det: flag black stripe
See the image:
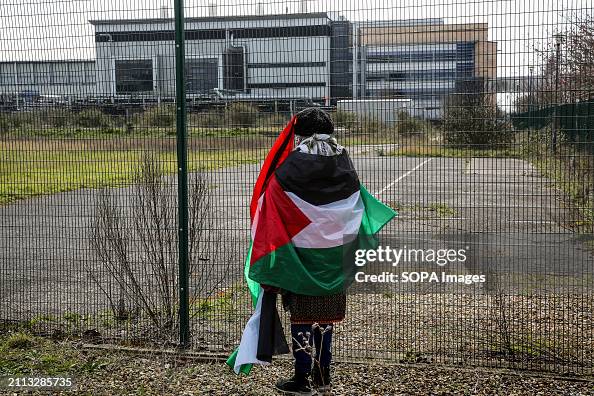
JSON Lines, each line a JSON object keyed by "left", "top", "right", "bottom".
{"left": 275, "top": 150, "right": 360, "bottom": 205}
{"left": 256, "top": 291, "right": 289, "bottom": 362}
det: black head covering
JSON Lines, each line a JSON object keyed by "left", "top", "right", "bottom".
{"left": 294, "top": 107, "right": 334, "bottom": 137}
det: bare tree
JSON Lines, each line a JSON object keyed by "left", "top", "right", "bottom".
{"left": 89, "top": 152, "right": 233, "bottom": 343}
{"left": 517, "top": 13, "right": 594, "bottom": 110}
{"left": 561, "top": 14, "right": 594, "bottom": 101}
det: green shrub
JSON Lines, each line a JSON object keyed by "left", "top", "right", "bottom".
{"left": 359, "top": 115, "right": 392, "bottom": 137}
{"left": 75, "top": 108, "right": 112, "bottom": 128}
{"left": 0, "top": 109, "right": 73, "bottom": 131}
{"left": 138, "top": 105, "right": 176, "bottom": 128}
{"left": 396, "top": 110, "right": 428, "bottom": 136}
{"left": 40, "top": 108, "right": 71, "bottom": 128}
{"left": 0, "top": 113, "right": 13, "bottom": 133}
{"left": 188, "top": 110, "right": 224, "bottom": 128}
{"left": 9, "top": 111, "right": 35, "bottom": 128}
{"left": 334, "top": 110, "right": 358, "bottom": 131}
{"left": 224, "top": 102, "right": 259, "bottom": 128}
{"left": 442, "top": 101, "right": 513, "bottom": 148}
{"left": 260, "top": 112, "right": 289, "bottom": 128}
{"left": 521, "top": 125, "right": 572, "bottom": 157}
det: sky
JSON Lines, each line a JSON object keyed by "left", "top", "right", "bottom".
{"left": 0, "top": 0, "right": 592, "bottom": 77}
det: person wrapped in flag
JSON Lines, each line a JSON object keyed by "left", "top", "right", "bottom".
{"left": 226, "top": 108, "right": 396, "bottom": 395}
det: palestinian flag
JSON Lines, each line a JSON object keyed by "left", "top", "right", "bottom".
{"left": 226, "top": 117, "right": 396, "bottom": 374}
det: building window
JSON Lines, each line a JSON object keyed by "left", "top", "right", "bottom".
{"left": 0, "top": 69, "right": 9, "bottom": 86}
{"left": 186, "top": 58, "right": 218, "bottom": 93}
{"left": 456, "top": 43, "right": 475, "bottom": 61}
{"left": 246, "top": 82, "right": 326, "bottom": 89}
{"left": 69, "top": 64, "right": 86, "bottom": 85}
{"left": 456, "top": 62, "right": 474, "bottom": 78}
{"left": 223, "top": 47, "right": 245, "bottom": 91}
{"left": 19, "top": 63, "right": 36, "bottom": 85}
{"left": 115, "top": 60, "right": 153, "bottom": 93}
{"left": 84, "top": 63, "right": 96, "bottom": 85}
{"left": 52, "top": 63, "right": 68, "bottom": 85}
{"left": 247, "top": 62, "right": 326, "bottom": 68}
{"left": 97, "top": 25, "right": 330, "bottom": 43}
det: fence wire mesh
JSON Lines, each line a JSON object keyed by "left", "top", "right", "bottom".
{"left": 1, "top": 0, "right": 593, "bottom": 377}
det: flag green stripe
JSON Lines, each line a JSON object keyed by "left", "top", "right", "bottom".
{"left": 359, "top": 184, "right": 397, "bottom": 235}
{"left": 248, "top": 185, "right": 396, "bottom": 296}
{"left": 225, "top": 348, "right": 253, "bottom": 375}
{"left": 244, "top": 243, "right": 260, "bottom": 307}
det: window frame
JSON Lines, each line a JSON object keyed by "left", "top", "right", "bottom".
{"left": 112, "top": 57, "right": 156, "bottom": 95}
{"left": 184, "top": 55, "right": 223, "bottom": 94}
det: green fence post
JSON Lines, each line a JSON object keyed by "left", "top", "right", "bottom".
{"left": 174, "top": 0, "right": 190, "bottom": 348}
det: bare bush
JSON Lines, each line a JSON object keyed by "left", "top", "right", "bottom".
{"left": 89, "top": 153, "right": 232, "bottom": 343}
{"left": 293, "top": 323, "right": 333, "bottom": 392}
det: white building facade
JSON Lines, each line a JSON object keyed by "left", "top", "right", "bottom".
{"left": 90, "top": 13, "right": 353, "bottom": 104}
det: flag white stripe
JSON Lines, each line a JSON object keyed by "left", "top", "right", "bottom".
{"left": 250, "top": 194, "right": 265, "bottom": 240}
{"left": 287, "top": 190, "right": 364, "bottom": 249}
{"left": 234, "top": 289, "right": 269, "bottom": 374}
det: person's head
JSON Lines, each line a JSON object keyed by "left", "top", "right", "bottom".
{"left": 294, "top": 107, "right": 334, "bottom": 137}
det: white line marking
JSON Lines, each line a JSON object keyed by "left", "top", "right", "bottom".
{"left": 508, "top": 220, "right": 558, "bottom": 224}
{"left": 375, "top": 158, "right": 433, "bottom": 196}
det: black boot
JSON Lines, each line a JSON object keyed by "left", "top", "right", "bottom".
{"left": 275, "top": 371, "right": 316, "bottom": 395}
{"left": 312, "top": 365, "right": 331, "bottom": 394}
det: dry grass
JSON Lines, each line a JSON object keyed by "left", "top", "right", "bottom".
{"left": 390, "top": 142, "right": 523, "bottom": 158}
{"left": 0, "top": 138, "right": 266, "bottom": 205}
{"left": 2, "top": 333, "right": 593, "bottom": 395}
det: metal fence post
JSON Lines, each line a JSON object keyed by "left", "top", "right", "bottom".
{"left": 174, "top": 0, "right": 190, "bottom": 348}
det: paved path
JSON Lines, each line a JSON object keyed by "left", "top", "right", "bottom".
{"left": 1, "top": 151, "right": 592, "bottom": 320}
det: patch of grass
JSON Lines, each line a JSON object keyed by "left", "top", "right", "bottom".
{"left": 27, "top": 314, "right": 56, "bottom": 329}
{"left": 0, "top": 332, "right": 111, "bottom": 375}
{"left": 387, "top": 201, "right": 424, "bottom": 212}
{"left": 190, "top": 290, "right": 235, "bottom": 319}
{"left": 341, "top": 135, "right": 397, "bottom": 146}
{"left": 529, "top": 153, "right": 594, "bottom": 232}
{"left": 0, "top": 139, "right": 263, "bottom": 205}
{"left": 428, "top": 203, "right": 458, "bottom": 218}
{"left": 62, "top": 312, "right": 82, "bottom": 324}
{"left": 188, "top": 126, "right": 278, "bottom": 137}
{"left": 488, "top": 335, "right": 562, "bottom": 362}
{"left": 390, "top": 144, "right": 522, "bottom": 158}
{"left": 388, "top": 201, "right": 458, "bottom": 218}
{"left": 2, "top": 126, "right": 279, "bottom": 138}
{"left": 400, "top": 350, "right": 430, "bottom": 364}
{"left": 4, "top": 332, "right": 35, "bottom": 349}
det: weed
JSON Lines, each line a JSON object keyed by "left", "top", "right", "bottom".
{"left": 429, "top": 203, "right": 458, "bottom": 218}
{"left": 4, "top": 332, "right": 35, "bottom": 349}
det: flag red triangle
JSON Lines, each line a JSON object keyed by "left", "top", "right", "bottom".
{"left": 250, "top": 176, "right": 311, "bottom": 264}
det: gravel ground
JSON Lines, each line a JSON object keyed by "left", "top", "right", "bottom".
{"left": 20, "top": 354, "right": 594, "bottom": 396}
{"left": 188, "top": 291, "right": 594, "bottom": 375}
{"left": 2, "top": 333, "right": 592, "bottom": 395}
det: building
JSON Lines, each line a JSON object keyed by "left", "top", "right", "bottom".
{"left": 90, "top": 12, "right": 352, "bottom": 105}
{"left": 356, "top": 19, "right": 497, "bottom": 119}
{"left": 0, "top": 13, "right": 497, "bottom": 118}
{"left": 0, "top": 60, "right": 95, "bottom": 99}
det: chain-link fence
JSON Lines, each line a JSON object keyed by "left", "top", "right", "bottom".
{"left": 1, "top": 0, "right": 593, "bottom": 377}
